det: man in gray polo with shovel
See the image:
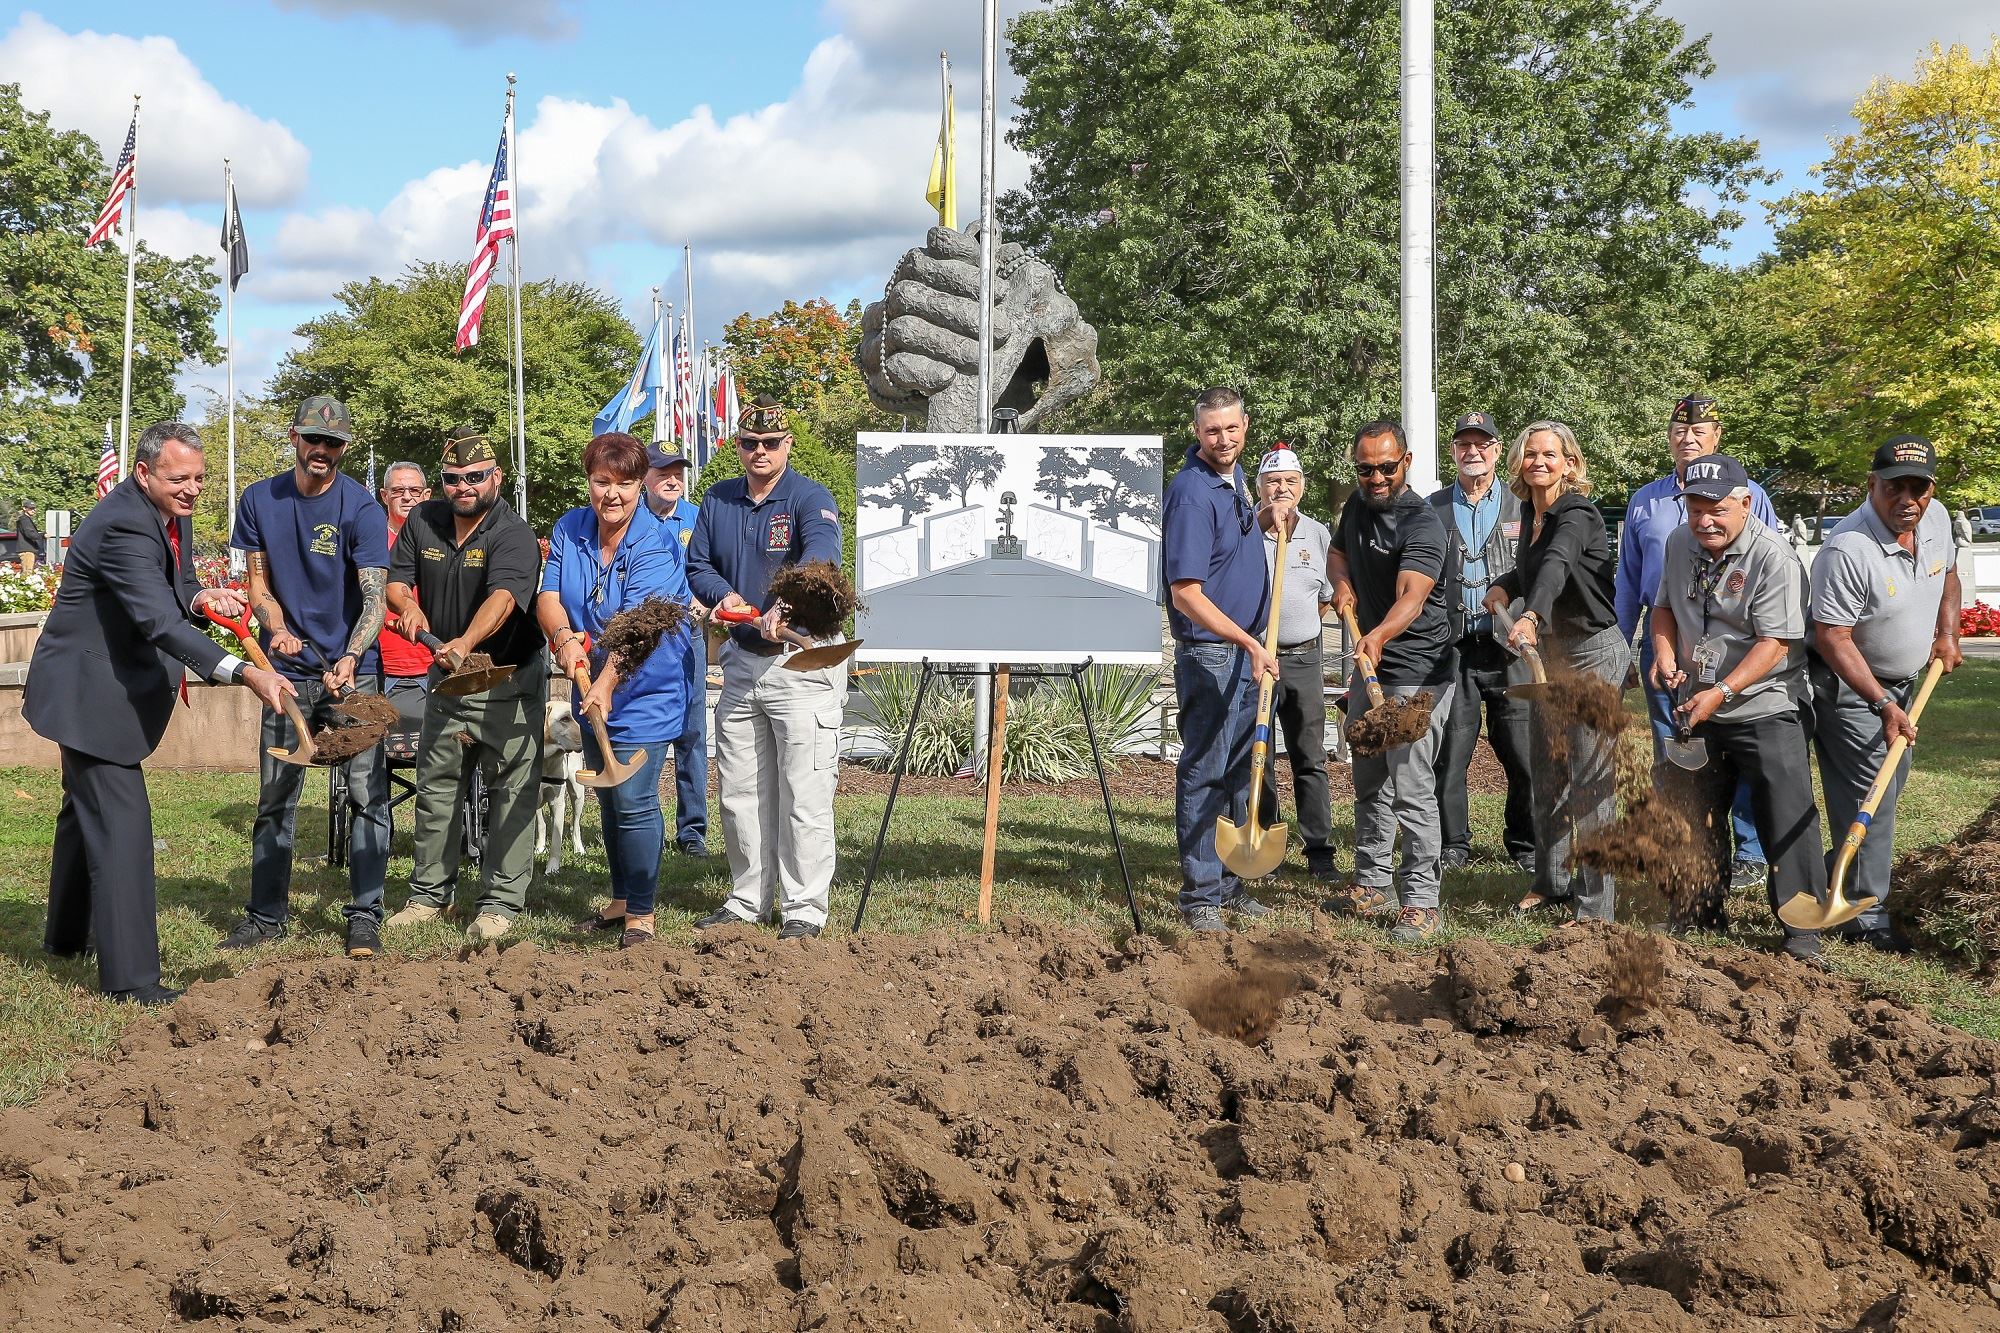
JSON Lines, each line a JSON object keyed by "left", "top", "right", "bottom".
{"left": 1808, "top": 435, "right": 1963, "bottom": 952}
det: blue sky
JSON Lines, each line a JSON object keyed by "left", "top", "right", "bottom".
{"left": 5, "top": 1, "right": 1994, "bottom": 405}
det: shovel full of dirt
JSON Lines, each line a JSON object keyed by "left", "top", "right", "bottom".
{"left": 416, "top": 631, "right": 517, "bottom": 697}
{"left": 713, "top": 606, "right": 860, "bottom": 671}
{"left": 1338, "top": 606, "right": 1435, "bottom": 756}
{"left": 202, "top": 608, "right": 319, "bottom": 766}
{"left": 1490, "top": 603, "right": 1551, "bottom": 701}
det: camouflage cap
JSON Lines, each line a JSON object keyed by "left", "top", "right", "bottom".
{"left": 736, "top": 395, "right": 791, "bottom": 440}
{"left": 441, "top": 425, "right": 497, "bottom": 470}
{"left": 1670, "top": 395, "right": 1720, "bottom": 426}
{"left": 292, "top": 395, "right": 354, "bottom": 442}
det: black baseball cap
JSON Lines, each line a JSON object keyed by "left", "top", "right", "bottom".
{"left": 1677, "top": 453, "right": 1751, "bottom": 501}
{"left": 1451, "top": 411, "right": 1500, "bottom": 441}
{"left": 645, "top": 441, "right": 688, "bottom": 470}
{"left": 1870, "top": 434, "right": 1936, "bottom": 482}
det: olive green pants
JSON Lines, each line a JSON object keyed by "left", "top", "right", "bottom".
{"left": 405, "top": 658, "right": 545, "bottom": 919}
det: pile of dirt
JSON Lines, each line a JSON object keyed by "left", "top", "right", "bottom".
{"left": 1892, "top": 792, "right": 2000, "bottom": 976}
{"left": 302, "top": 720, "right": 389, "bottom": 766}
{"left": 1575, "top": 733, "right": 1714, "bottom": 915}
{"left": 4, "top": 923, "right": 1998, "bottom": 1332}
{"left": 769, "top": 559, "right": 859, "bottom": 638}
{"left": 1346, "top": 690, "right": 1435, "bottom": 755}
{"left": 597, "top": 596, "right": 694, "bottom": 675}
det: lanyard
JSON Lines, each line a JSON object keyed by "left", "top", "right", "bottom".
{"left": 1690, "top": 553, "right": 1735, "bottom": 639}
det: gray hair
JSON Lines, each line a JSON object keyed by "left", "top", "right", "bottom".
{"left": 382, "top": 460, "right": 427, "bottom": 488}
{"left": 134, "top": 422, "right": 203, "bottom": 467}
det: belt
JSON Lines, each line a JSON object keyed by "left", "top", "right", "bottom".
{"left": 1277, "top": 639, "right": 1320, "bottom": 653}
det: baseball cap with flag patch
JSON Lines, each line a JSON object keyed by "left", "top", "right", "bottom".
{"left": 292, "top": 395, "right": 353, "bottom": 442}
{"left": 1870, "top": 434, "right": 1936, "bottom": 482}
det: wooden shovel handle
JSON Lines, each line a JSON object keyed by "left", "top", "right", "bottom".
{"left": 716, "top": 603, "right": 815, "bottom": 652}
{"left": 1828, "top": 657, "right": 1948, "bottom": 899}
{"left": 1338, "top": 606, "right": 1387, "bottom": 708}
{"left": 202, "top": 607, "right": 316, "bottom": 751}
{"left": 569, "top": 662, "right": 618, "bottom": 758}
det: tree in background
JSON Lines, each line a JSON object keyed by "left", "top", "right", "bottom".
{"left": 1728, "top": 42, "right": 2000, "bottom": 503}
{"left": 189, "top": 394, "right": 294, "bottom": 551}
{"left": 0, "top": 83, "right": 220, "bottom": 515}
{"left": 930, "top": 444, "right": 1006, "bottom": 508}
{"left": 268, "top": 263, "right": 636, "bottom": 529}
{"left": 723, "top": 297, "right": 899, "bottom": 459}
{"left": 1004, "top": 0, "right": 1763, "bottom": 500}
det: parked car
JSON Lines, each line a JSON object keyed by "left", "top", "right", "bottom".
{"left": 1972, "top": 506, "right": 2000, "bottom": 537}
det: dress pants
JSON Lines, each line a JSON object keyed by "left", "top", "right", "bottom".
{"left": 1434, "top": 635, "right": 1535, "bottom": 863}
{"left": 1811, "top": 661, "right": 1916, "bottom": 933}
{"left": 46, "top": 746, "right": 160, "bottom": 993}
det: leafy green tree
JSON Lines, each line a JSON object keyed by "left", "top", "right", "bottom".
{"left": 0, "top": 83, "right": 221, "bottom": 515}
{"left": 267, "top": 262, "right": 636, "bottom": 529}
{"left": 723, "top": 297, "right": 899, "bottom": 458}
{"left": 1004, "top": 0, "right": 1763, "bottom": 500}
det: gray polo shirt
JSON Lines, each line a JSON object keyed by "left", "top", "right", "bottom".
{"left": 1264, "top": 512, "right": 1333, "bottom": 647}
{"left": 1809, "top": 499, "right": 1952, "bottom": 682}
{"left": 1651, "top": 519, "right": 1808, "bottom": 721}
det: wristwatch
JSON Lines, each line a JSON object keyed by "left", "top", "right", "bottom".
{"left": 1716, "top": 682, "right": 1737, "bottom": 704}
{"left": 1867, "top": 694, "right": 1890, "bottom": 716}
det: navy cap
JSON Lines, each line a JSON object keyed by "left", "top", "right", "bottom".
{"left": 645, "top": 441, "right": 688, "bottom": 470}
{"left": 1677, "top": 453, "right": 1751, "bottom": 501}
{"left": 1450, "top": 411, "right": 1500, "bottom": 441}
{"left": 1870, "top": 434, "right": 1935, "bottom": 482}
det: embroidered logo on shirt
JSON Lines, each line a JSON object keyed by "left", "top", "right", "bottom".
{"left": 465, "top": 548, "right": 486, "bottom": 568}
{"left": 1725, "top": 570, "right": 1746, "bottom": 597}
{"left": 679, "top": 529, "right": 692, "bottom": 547}
{"left": 310, "top": 523, "right": 339, "bottom": 557}
{"left": 767, "top": 513, "right": 794, "bottom": 551}
{"left": 421, "top": 547, "right": 444, "bottom": 562}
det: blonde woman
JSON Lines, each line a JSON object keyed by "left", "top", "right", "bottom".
{"left": 1483, "top": 421, "right": 1624, "bottom": 921}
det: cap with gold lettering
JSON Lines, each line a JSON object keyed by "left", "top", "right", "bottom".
{"left": 1670, "top": 395, "right": 1720, "bottom": 426}
{"left": 441, "top": 425, "right": 497, "bottom": 470}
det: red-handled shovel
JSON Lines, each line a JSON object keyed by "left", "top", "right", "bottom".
{"left": 202, "top": 607, "right": 318, "bottom": 766}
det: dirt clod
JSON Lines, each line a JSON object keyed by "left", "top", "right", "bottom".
{"left": 769, "top": 559, "right": 859, "bottom": 638}
{"left": 1346, "top": 690, "right": 1434, "bottom": 755}
{"left": 302, "top": 721, "right": 389, "bottom": 766}
{"left": 596, "top": 595, "right": 692, "bottom": 675}
{"left": 1185, "top": 966, "right": 1298, "bottom": 1044}
{"left": 331, "top": 693, "right": 402, "bottom": 729}
{"left": 1607, "top": 926, "right": 1668, "bottom": 1015}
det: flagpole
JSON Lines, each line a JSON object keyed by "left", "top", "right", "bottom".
{"left": 1401, "top": 0, "right": 1439, "bottom": 496}
{"left": 651, "top": 288, "right": 667, "bottom": 444}
{"left": 938, "top": 50, "right": 951, "bottom": 227}
{"left": 117, "top": 94, "right": 140, "bottom": 478}
{"left": 223, "top": 158, "right": 239, "bottom": 545}
{"left": 505, "top": 73, "right": 529, "bottom": 517}
{"left": 682, "top": 242, "right": 697, "bottom": 481}
{"left": 975, "top": 2, "right": 997, "bottom": 437}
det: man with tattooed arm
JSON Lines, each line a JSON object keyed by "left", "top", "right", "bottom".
{"left": 219, "top": 396, "right": 393, "bottom": 960}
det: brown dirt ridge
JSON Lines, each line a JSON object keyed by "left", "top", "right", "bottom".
{"left": 4, "top": 921, "right": 2000, "bottom": 1331}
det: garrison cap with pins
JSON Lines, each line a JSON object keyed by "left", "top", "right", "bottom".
{"left": 736, "top": 395, "right": 791, "bottom": 440}
{"left": 441, "top": 425, "right": 497, "bottom": 470}
{"left": 1670, "top": 395, "right": 1721, "bottom": 426}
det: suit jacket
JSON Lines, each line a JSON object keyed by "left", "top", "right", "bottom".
{"left": 1428, "top": 481, "right": 1523, "bottom": 641}
{"left": 24, "top": 477, "right": 228, "bottom": 765}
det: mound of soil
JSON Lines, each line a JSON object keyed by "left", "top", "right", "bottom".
{"left": 4, "top": 923, "right": 1999, "bottom": 1331}
{"left": 1346, "top": 691, "right": 1435, "bottom": 755}
{"left": 303, "top": 720, "right": 389, "bottom": 766}
{"left": 1892, "top": 793, "right": 2000, "bottom": 976}
{"left": 769, "top": 560, "right": 858, "bottom": 638}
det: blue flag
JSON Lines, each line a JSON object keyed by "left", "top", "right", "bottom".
{"left": 593, "top": 314, "right": 665, "bottom": 437}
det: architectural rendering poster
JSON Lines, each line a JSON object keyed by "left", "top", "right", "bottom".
{"left": 854, "top": 432, "right": 1165, "bottom": 664}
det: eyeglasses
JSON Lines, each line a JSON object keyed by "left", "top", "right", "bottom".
{"left": 441, "top": 466, "right": 497, "bottom": 488}
{"left": 300, "top": 434, "right": 348, "bottom": 449}
{"left": 738, "top": 436, "right": 788, "bottom": 453}
{"left": 1353, "top": 457, "right": 1407, "bottom": 478}
{"left": 1451, "top": 437, "right": 1498, "bottom": 451}
{"left": 384, "top": 486, "right": 427, "bottom": 498}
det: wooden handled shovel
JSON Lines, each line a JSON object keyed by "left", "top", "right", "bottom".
{"left": 713, "top": 606, "right": 861, "bottom": 671}
{"left": 1489, "top": 604, "right": 1551, "bottom": 700}
{"left": 416, "top": 631, "right": 518, "bottom": 697}
{"left": 561, "top": 641, "right": 646, "bottom": 789}
{"left": 1779, "top": 657, "right": 1947, "bottom": 931}
{"left": 1339, "top": 605, "right": 1388, "bottom": 711}
{"left": 1215, "top": 519, "right": 1290, "bottom": 880}
{"left": 202, "top": 608, "right": 318, "bottom": 767}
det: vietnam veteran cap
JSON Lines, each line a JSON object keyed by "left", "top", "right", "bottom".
{"left": 292, "top": 395, "right": 354, "bottom": 442}
{"left": 1451, "top": 411, "right": 1500, "bottom": 441}
{"left": 1677, "top": 453, "right": 1751, "bottom": 501}
{"left": 1670, "top": 395, "right": 1720, "bottom": 426}
{"left": 441, "top": 425, "right": 497, "bottom": 470}
{"left": 736, "top": 395, "right": 790, "bottom": 440}
{"left": 1870, "top": 434, "right": 1936, "bottom": 481}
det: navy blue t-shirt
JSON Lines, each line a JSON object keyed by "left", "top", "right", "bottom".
{"left": 686, "top": 468, "right": 842, "bottom": 651}
{"left": 231, "top": 472, "right": 390, "bottom": 680}
{"left": 1162, "top": 447, "right": 1269, "bottom": 643}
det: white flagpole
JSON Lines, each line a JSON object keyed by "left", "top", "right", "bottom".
{"left": 651, "top": 288, "right": 667, "bottom": 444}
{"left": 117, "top": 94, "right": 140, "bottom": 478}
{"left": 975, "top": 1, "right": 997, "bottom": 438}
{"left": 1400, "top": 0, "right": 1439, "bottom": 496}
{"left": 223, "top": 158, "right": 239, "bottom": 546}
{"left": 505, "top": 73, "right": 530, "bottom": 517}
{"left": 683, "top": 243, "right": 698, "bottom": 485}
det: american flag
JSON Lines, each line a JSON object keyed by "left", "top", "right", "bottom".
{"left": 87, "top": 110, "right": 138, "bottom": 249}
{"left": 96, "top": 421, "right": 119, "bottom": 498}
{"left": 455, "top": 108, "right": 515, "bottom": 352}
{"left": 672, "top": 318, "right": 695, "bottom": 445}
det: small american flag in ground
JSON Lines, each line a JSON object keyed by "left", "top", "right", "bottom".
{"left": 96, "top": 423, "right": 118, "bottom": 498}
{"left": 87, "top": 111, "right": 137, "bottom": 248}
{"left": 456, "top": 111, "right": 515, "bottom": 351}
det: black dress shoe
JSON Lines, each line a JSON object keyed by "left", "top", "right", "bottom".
{"left": 1439, "top": 847, "right": 1469, "bottom": 870}
{"left": 43, "top": 942, "right": 95, "bottom": 960}
{"left": 777, "top": 920, "right": 822, "bottom": 940}
{"left": 677, "top": 839, "right": 710, "bottom": 859}
{"left": 105, "top": 983, "right": 183, "bottom": 1007}
{"left": 217, "top": 916, "right": 287, "bottom": 950}
{"left": 693, "top": 907, "right": 748, "bottom": 930}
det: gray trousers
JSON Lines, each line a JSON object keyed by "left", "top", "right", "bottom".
{"left": 1812, "top": 660, "right": 1915, "bottom": 932}
{"left": 1347, "top": 674, "right": 1456, "bottom": 910}
{"left": 714, "top": 640, "right": 846, "bottom": 928}
{"left": 1529, "top": 624, "right": 1628, "bottom": 920}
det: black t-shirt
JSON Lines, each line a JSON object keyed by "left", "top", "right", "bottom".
{"left": 388, "top": 497, "right": 544, "bottom": 669}
{"left": 1335, "top": 487, "right": 1455, "bottom": 686}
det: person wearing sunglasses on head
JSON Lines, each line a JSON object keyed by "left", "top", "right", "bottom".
{"left": 218, "top": 395, "right": 393, "bottom": 961}
{"left": 384, "top": 426, "right": 547, "bottom": 945}
{"left": 684, "top": 396, "right": 846, "bottom": 941}
{"left": 536, "top": 432, "right": 698, "bottom": 949}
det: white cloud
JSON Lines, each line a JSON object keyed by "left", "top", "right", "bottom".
{"left": 270, "top": 0, "right": 578, "bottom": 42}
{"left": 140, "top": 207, "right": 225, "bottom": 265}
{"left": 0, "top": 12, "right": 310, "bottom": 208}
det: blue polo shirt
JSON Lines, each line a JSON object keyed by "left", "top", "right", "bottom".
{"left": 1614, "top": 472, "right": 1778, "bottom": 644}
{"left": 686, "top": 468, "right": 843, "bottom": 650}
{"left": 539, "top": 504, "right": 694, "bottom": 746}
{"left": 653, "top": 496, "right": 700, "bottom": 552}
{"left": 1163, "top": 447, "right": 1268, "bottom": 643}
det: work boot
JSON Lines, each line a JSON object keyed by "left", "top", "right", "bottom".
{"left": 1322, "top": 882, "right": 1389, "bottom": 919}
{"left": 1180, "top": 905, "right": 1227, "bottom": 933}
{"left": 1389, "top": 906, "right": 1442, "bottom": 943}
{"left": 465, "top": 912, "right": 512, "bottom": 944}
{"left": 777, "top": 920, "right": 822, "bottom": 941}
{"left": 385, "top": 902, "right": 443, "bottom": 929}
{"left": 693, "top": 907, "right": 749, "bottom": 930}
{"left": 217, "top": 916, "right": 286, "bottom": 951}
{"left": 677, "top": 839, "right": 710, "bottom": 859}
{"left": 1304, "top": 848, "right": 1341, "bottom": 884}
{"left": 345, "top": 916, "right": 380, "bottom": 960}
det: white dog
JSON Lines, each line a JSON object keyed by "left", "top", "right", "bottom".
{"left": 535, "top": 701, "right": 587, "bottom": 875}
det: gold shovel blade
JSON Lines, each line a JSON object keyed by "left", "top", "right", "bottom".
{"left": 782, "top": 638, "right": 863, "bottom": 672}
{"left": 577, "top": 745, "right": 647, "bottom": 789}
{"left": 1777, "top": 888, "right": 1878, "bottom": 932}
{"left": 1216, "top": 815, "right": 1288, "bottom": 880}
{"left": 434, "top": 664, "right": 518, "bottom": 697}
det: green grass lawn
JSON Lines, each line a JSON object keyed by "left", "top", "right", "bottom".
{"left": 3, "top": 660, "right": 1997, "bottom": 1104}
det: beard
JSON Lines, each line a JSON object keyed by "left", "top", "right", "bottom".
{"left": 1360, "top": 488, "right": 1395, "bottom": 512}
{"left": 453, "top": 488, "right": 498, "bottom": 518}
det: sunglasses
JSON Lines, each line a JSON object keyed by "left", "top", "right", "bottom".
{"left": 300, "top": 433, "right": 348, "bottom": 449}
{"left": 737, "top": 436, "right": 788, "bottom": 453}
{"left": 1353, "top": 456, "right": 1407, "bottom": 478}
{"left": 441, "top": 466, "right": 497, "bottom": 488}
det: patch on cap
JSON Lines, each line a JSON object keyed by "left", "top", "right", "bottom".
{"left": 737, "top": 396, "right": 789, "bottom": 438}
{"left": 1671, "top": 395, "right": 1720, "bottom": 426}
{"left": 1258, "top": 446, "right": 1303, "bottom": 476}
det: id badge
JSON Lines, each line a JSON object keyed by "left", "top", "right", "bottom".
{"left": 1692, "top": 637, "right": 1724, "bottom": 684}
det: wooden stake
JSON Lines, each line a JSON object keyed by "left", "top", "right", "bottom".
{"left": 977, "top": 664, "right": 1010, "bottom": 923}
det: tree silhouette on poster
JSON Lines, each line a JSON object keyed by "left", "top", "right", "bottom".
{"left": 1036, "top": 449, "right": 1097, "bottom": 510}
{"left": 1089, "top": 446, "right": 1163, "bottom": 530}
{"left": 932, "top": 444, "right": 1006, "bottom": 507}
{"left": 859, "top": 442, "right": 947, "bottom": 526}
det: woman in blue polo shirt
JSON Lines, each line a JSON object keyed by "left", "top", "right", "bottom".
{"left": 535, "top": 432, "right": 696, "bottom": 948}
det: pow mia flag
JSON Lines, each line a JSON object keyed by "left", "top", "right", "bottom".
{"left": 221, "top": 176, "right": 249, "bottom": 291}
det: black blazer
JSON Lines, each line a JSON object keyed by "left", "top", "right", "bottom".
{"left": 24, "top": 478, "right": 228, "bottom": 765}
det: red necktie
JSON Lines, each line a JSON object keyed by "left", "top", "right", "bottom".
{"left": 167, "top": 522, "right": 189, "bottom": 706}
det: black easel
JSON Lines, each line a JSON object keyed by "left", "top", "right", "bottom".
{"left": 851, "top": 656, "right": 1143, "bottom": 934}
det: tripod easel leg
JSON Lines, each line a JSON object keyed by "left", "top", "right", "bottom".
{"left": 1073, "top": 659, "right": 1142, "bottom": 935}
{"left": 853, "top": 658, "right": 934, "bottom": 933}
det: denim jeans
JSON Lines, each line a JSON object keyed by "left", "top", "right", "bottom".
{"left": 584, "top": 730, "right": 671, "bottom": 916}
{"left": 1173, "top": 640, "right": 1257, "bottom": 910}
{"left": 249, "top": 674, "right": 390, "bottom": 926}
{"left": 673, "top": 672, "right": 709, "bottom": 846}
{"left": 1639, "top": 636, "right": 1764, "bottom": 863}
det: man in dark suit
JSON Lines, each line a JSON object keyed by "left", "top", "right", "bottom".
{"left": 25, "top": 422, "right": 292, "bottom": 1005}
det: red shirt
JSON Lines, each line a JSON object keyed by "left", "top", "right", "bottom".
{"left": 378, "top": 519, "right": 434, "bottom": 676}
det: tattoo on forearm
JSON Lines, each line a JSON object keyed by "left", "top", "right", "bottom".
{"left": 347, "top": 568, "right": 387, "bottom": 658}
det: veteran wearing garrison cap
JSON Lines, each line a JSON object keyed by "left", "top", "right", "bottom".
{"left": 384, "top": 426, "right": 547, "bottom": 944}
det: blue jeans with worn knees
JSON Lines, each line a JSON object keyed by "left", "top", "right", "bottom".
{"left": 584, "top": 731, "right": 671, "bottom": 917}
{"left": 674, "top": 670, "right": 708, "bottom": 846}
{"left": 1639, "top": 637, "right": 1765, "bottom": 862}
{"left": 1173, "top": 640, "right": 1258, "bottom": 910}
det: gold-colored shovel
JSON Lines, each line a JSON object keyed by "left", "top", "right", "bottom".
{"left": 203, "top": 608, "right": 318, "bottom": 767}
{"left": 1215, "top": 518, "right": 1290, "bottom": 879}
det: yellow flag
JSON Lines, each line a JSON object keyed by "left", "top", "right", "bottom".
{"left": 925, "top": 65, "right": 957, "bottom": 229}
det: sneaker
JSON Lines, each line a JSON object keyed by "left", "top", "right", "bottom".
{"left": 385, "top": 902, "right": 443, "bottom": 929}
{"left": 693, "top": 907, "right": 747, "bottom": 930}
{"left": 1389, "top": 906, "right": 1442, "bottom": 943}
{"left": 1304, "top": 849, "right": 1341, "bottom": 884}
{"left": 1730, "top": 859, "right": 1769, "bottom": 890}
{"left": 1439, "top": 847, "right": 1469, "bottom": 870}
{"left": 777, "top": 920, "right": 822, "bottom": 941}
{"left": 1180, "top": 905, "right": 1227, "bottom": 933}
{"left": 677, "top": 839, "right": 710, "bottom": 859}
{"left": 217, "top": 916, "right": 286, "bottom": 951}
{"left": 345, "top": 917, "right": 380, "bottom": 960}
{"left": 1221, "top": 893, "right": 1269, "bottom": 920}
{"left": 465, "top": 912, "right": 512, "bottom": 943}
{"left": 1322, "top": 882, "right": 1390, "bottom": 919}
